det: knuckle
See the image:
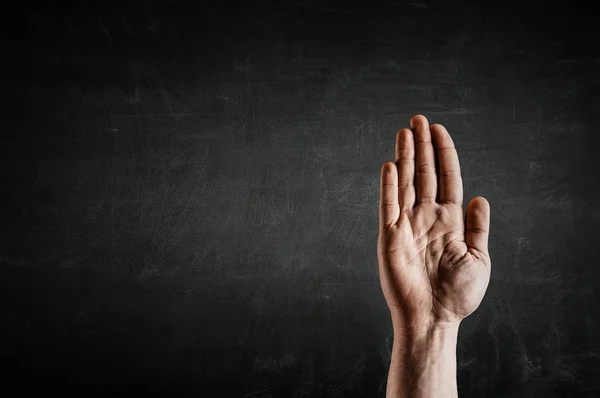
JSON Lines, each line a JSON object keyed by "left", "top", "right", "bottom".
{"left": 418, "top": 198, "right": 436, "bottom": 204}
{"left": 440, "top": 169, "right": 462, "bottom": 177}
{"left": 467, "top": 227, "right": 487, "bottom": 234}
{"left": 398, "top": 179, "right": 414, "bottom": 187}
{"left": 396, "top": 148, "right": 414, "bottom": 159}
{"left": 417, "top": 164, "right": 436, "bottom": 174}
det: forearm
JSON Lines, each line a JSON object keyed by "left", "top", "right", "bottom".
{"left": 386, "top": 323, "right": 460, "bottom": 398}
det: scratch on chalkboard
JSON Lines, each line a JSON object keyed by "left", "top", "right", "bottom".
{"left": 111, "top": 113, "right": 219, "bottom": 119}
{"left": 506, "top": 299, "right": 535, "bottom": 374}
{"left": 558, "top": 85, "right": 581, "bottom": 98}
{"left": 407, "top": 2, "right": 428, "bottom": 9}
{"left": 137, "top": 145, "right": 211, "bottom": 281}
{"left": 423, "top": 109, "right": 476, "bottom": 116}
{"left": 309, "top": 281, "right": 378, "bottom": 286}
{"left": 319, "top": 167, "right": 331, "bottom": 220}
{"left": 350, "top": 121, "right": 370, "bottom": 143}
{"left": 96, "top": 17, "right": 114, "bottom": 43}
{"left": 220, "top": 81, "right": 304, "bottom": 87}
{"left": 487, "top": 305, "right": 501, "bottom": 373}
{"left": 205, "top": 143, "right": 391, "bottom": 153}
{"left": 512, "top": 96, "right": 516, "bottom": 121}
{"left": 515, "top": 236, "right": 531, "bottom": 254}
{"left": 71, "top": 303, "right": 86, "bottom": 328}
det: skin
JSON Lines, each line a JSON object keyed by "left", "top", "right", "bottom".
{"left": 378, "top": 115, "right": 491, "bottom": 397}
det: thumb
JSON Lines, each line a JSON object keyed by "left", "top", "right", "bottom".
{"left": 465, "top": 196, "right": 490, "bottom": 257}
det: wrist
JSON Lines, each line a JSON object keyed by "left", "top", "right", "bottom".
{"left": 389, "top": 306, "right": 462, "bottom": 335}
{"left": 387, "top": 322, "right": 460, "bottom": 398}
{"left": 392, "top": 322, "right": 459, "bottom": 361}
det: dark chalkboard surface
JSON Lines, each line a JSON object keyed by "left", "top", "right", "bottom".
{"left": 6, "top": 0, "right": 600, "bottom": 396}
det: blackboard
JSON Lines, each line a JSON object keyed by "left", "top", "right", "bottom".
{"left": 6, "top": 0, "right": 600, "bottom": 396}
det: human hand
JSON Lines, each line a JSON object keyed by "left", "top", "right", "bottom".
{"left": 377, "top": 115, "right": 491, "bottom": 334}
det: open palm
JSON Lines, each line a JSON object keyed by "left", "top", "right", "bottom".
{"left": 377, "top": 115, "right": 491, "bottom": 332}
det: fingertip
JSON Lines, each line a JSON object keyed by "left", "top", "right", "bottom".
{"left": 469, "top": 196, "right": 490, "bottom": 212}
{"left": 430, "top": 123, "right": 455, "bottom": 146}
{"left": 430, "top": 123, "right": 448, "bottom": 135}
{"left": 467, "top": 197, "right": 491, "bottom": 226}
{"left": 396, "top": 128, "right": 412, "bottom": 141}
{"left": 410, "top": 114, "right": 429, "bottom": 129}
{"left": 381, "top": 161, "right": 397, "bottom": 175}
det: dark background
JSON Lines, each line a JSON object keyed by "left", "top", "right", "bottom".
{"left": 6, "top": 0, "right": 600, "bottom": 396}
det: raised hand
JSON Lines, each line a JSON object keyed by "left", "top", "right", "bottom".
{"left": 377, "top": 115, "right": 491, "bottom": 334}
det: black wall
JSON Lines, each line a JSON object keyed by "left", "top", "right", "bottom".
{"left": 6, "top": 0, "right": 600, "bottom": 396}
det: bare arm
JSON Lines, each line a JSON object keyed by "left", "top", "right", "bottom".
{"left": 387, "top": 323, "right": 459, "bottom": 397}
{"left": 378, "top": 115, "right": 491, "bottom": 397}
